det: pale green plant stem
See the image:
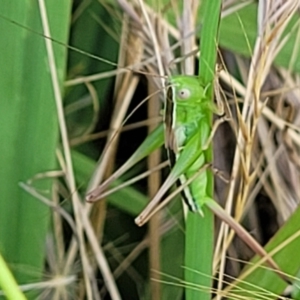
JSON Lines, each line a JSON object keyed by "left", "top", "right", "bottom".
{"left": 0, "top": 253, "right": 27, "bottom": 300}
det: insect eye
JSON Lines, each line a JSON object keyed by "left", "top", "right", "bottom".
{"left": 177, "top": 88, "right": 191, "bottom": 100}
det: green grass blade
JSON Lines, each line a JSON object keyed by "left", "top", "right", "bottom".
{"left": 0, "top": 253, "right": 26, "bottom": 300}
{"left": 184, "top": 1, "right": 221, "bottom": 299}
{"left": 185, "top": 208, "right": 213, "bottom": 299}
{"left": 228, "top": 205, "right": 300, "bottom": 299}
{"left": 199, "top": 1, "right": 221, "bottom": 86}
{"left": 0, "top": 0, "right": 71, "bottom": 287}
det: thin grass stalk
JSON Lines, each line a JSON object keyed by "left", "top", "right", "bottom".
{"left": 38, "top": 1, "right": 95, "bottom": 298}
{"left": 148, "top": 78, "right": 162, "bottom": 300}
{"left": 184, "top": 1, "right": 221, "bottom": 299}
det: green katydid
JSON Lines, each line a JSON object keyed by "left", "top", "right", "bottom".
{"left": 86, "top": 75, "right": 289, "bottom": 283}
{"left": 133, "top": 75, "right": 290, "bottom": 283}
{"left": 134, "top": 75, "right": 214, "bottom": 223}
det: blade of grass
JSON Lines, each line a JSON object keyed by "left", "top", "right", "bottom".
{"left": 0, "top": 0, "right": 70, "bottom": 287}
{"left": 225, "top": 204, "right": 300, "bottom": 299}
{"left": 184, "top": 1, "right": 221, "bottom": 300}
{"left": 0, "top": 253, "right": 26, "bottom": 300}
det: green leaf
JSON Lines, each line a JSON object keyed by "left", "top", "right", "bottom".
{"left": 229, "top": 205, "right": 300, "bottom": 299}
{"left": 0, "top": 253, "right": 26, "bottom": 300}
{"left": 0, "top": 0, "right": 71, "bottom": 286}
{"left": 183, "top": 1, "right": 221, "bottom": 299}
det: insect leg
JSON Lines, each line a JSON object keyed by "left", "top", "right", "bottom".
{"left": 202, "top": 116, "right": 227, "bottom": 150}
{"left": 135, "top": 163, "right": 212, "bottom": 226}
